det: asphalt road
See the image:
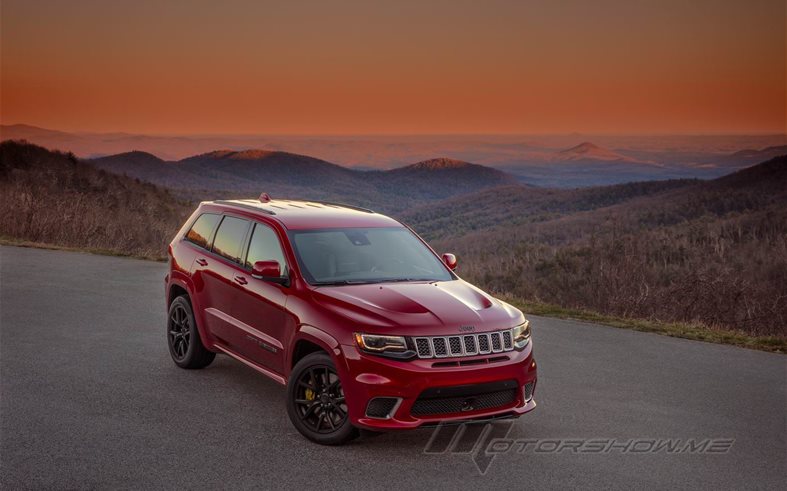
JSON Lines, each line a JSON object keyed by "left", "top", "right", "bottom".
{"left": 1, "top": 245, "right": 785, "bottom": 490}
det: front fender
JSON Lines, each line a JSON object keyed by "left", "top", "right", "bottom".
{"left": 288, "top": 325, "right": 346, "bottom": 380}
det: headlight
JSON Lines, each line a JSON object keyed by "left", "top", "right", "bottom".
{"left": 512, "top": 320, "right": 531, "bottom": 349}
{"left": 354, "top": 333, "right": 408, "bottom": 353}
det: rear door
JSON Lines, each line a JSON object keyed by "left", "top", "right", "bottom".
{"left": 181, "top": 212, "right": 221, "bottom": 325}
{"left": 233, "top": 221, "right": 292, "bottom": 374}
{"left": 195, "top": 215, "right": 256, "bottom": 358}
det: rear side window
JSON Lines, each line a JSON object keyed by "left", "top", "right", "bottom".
{"left": 185, "top": 213, "right": 220, "bottom": 249}
{"left": 245, "top": 223, "right": 287, "bottom": 270}
{"left": 212, "top": 216, "right": 250, "bottom": 263}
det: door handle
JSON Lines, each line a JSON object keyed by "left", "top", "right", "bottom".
{"left": 196, "top": 258, "right": 208, "bottom": 266}
{"left": 233, "top": 275, "right": 248, "bottom": 285}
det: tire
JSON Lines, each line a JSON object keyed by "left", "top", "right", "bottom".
{"left": 167, "top": 295, "right": 216, "bottom": 369}
{"left": 286, "top": 352, "right": 359, "bottom": 445}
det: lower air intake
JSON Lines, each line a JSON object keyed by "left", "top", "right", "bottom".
{"left": 410, "top": 380, "right": 518, "bottom": 416}
{"left": 365, "top": 397, "right": 400, "bottom": 419}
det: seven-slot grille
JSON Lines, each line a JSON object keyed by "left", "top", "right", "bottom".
{"left": 413, "top": 329, "right": 515, "bottom": 359}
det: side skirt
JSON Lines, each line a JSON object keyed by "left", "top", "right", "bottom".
{"left": 214, "top": 343, "right": 287, "bottom": 386}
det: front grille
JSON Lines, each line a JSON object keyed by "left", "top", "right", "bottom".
{"left": 448, "top": 336, "right": 462, "bottom": 356}
{"left": 415, "top": 338, "right": 431, "bottom": 357}
{"left": 463, "top": 335, "right": 476, "bottom": 354}
{"left": 413, "top": 329, "right": 516, "bottom": 359}
{"left": 433, "top": 337, "right": 448, "bottom": 357}
{"left": 365, "top": 397, "right": 400, "bottom": 419}
{"left": 478, "top": 334, "right": 490, "bottom": 353}
{"left": 411, "top": 380, "right": 519, "bottom": 416}
{"left": 491, "top": 332, "right": 502, "bottom": 351}
{"left": 502, "top": 331, "right": 513, "bottom": 350}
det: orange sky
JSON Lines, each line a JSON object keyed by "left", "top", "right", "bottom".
{"left": 2, "top": 0, "right": 785, "bottom": 135}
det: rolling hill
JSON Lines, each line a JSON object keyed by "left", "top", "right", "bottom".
{"left": 368, "top": 158, "right": 519, "bottom": 200}
{"left": 90, "top": 151, "right": 187, "bottom": 185}
{"left": 399, "top": 178, "right": 698, "bottom": 240}
{"left": 0, "top": 140, "right": 191, "bottom": 257}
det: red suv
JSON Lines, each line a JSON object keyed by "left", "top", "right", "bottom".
{"left": 165, "top": 195, "right": 537, "bottom": 444}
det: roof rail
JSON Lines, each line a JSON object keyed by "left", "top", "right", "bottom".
{"left": 212, "top": 200, "right": 276, "bottom": 215}
{"left": 311, "top": 200, "right": 375, "bottom": 214}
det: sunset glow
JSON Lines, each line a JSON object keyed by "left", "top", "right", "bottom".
{"left": 2, "top": 0, "right": 785, "bottom": 135}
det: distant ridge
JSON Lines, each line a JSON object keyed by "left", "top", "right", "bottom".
{"left": 102, "top": 150, "right": 165, "bottom": 163}
{"left": 728, "top": 145, "right": 787, "bottom": 163}
{"left": 556, "top": 141, "right": 652, "bottom": 164}
{"left": 731, "top": 145, "right": 787, "bottom": 158}
{"left": 3, "top": 123, "right": 784, "bottom": 185}
{"left": 407, "top": 157, "right": 476, "bottom": 170}
{"left": 1, "top": 123, "right": 72, "bottom": 137}
{"left": 183, "top": 149, "right": 326, "bottom": 162}
{"left": 390, "top": 157, "right": 515, "bottom": 179}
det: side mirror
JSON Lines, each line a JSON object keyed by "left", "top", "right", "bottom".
{"left": 252, "top": 260, "right": 289, "bottom": 285}
{"left": 442, "top": 253, "right": 457, "bottom": 270}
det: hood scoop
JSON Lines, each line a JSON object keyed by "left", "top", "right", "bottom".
{"left": 324, "top": 282, "right": 494, "bottom": 316}
{"left": 343, "top": 286, "right": 432, "bottom": 314}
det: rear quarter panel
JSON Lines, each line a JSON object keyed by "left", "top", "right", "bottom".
{"left": 166, "top": 205, "right": 218, "bottom": 350}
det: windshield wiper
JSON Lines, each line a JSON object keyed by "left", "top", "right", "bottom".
{"left": 369, "top": 278, "right": 435, "bottom": 284}
{"left": 312, "top": 279, "right": 376, "bottom": 286}
{"left": 313, "top": 278, "right": 436, "bottom": 286}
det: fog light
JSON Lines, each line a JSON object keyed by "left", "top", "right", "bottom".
{"left": 523, "top": 381, "right": 535, "bottom": 402}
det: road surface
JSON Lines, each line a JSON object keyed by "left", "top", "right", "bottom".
{"left": 1, "top": 246, "right": 785, "bottom": 489}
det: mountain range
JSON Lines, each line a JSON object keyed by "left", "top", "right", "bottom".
{"left": 3, "top": 123, "right": 785, "bottom": 187}
{"left": 90, "top": 149, "right": 516, "bottom": 211}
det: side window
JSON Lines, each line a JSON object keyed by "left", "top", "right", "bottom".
{"left": 245, "top": 223, "right": 288, "bottom": 271}
{"left": 185, "top": 213, "right": 220, "bottom": 249}
{"left": 211, "top": 216, "right": 250, "bottom": 263}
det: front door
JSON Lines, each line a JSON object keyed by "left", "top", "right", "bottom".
{"left": 233, "top": 222, "right": 291, "bottom": 374}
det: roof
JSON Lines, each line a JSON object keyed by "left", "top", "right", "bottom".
{"left": 205, "top": 198, "right": 402, "bottom": 230}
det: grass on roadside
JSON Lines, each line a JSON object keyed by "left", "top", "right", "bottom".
{"left": 2, "top": 238, "right": 783, "bottom": 353}
{"left": 0, "top": 236, "right": 167, "bottom": 262}
{"left": 504, "top": 297, "right": 786, "bottom": 354}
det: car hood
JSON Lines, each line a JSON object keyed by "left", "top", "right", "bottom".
{"left": 311, "top": 279, "right": 524, "bottom": 336}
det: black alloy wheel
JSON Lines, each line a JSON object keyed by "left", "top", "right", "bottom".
{"left": 167, "top": 295, "right": 216, "bottom": 369}
{"left": 294, "top": 365, "right": 348, "bottom": 433}
{"left": 286, "top": 352, "right": 359, "bottom": 444}
{"left": 168, "top": 302, "right": 191, "bottom": 361}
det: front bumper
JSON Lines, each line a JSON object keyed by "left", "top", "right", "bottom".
{"left": 337, "top": 341, "right": 537, "bottom": 430}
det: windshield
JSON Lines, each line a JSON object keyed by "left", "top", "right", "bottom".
{"left": 289, "top": 227, "right": 454, "bottom": 285}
